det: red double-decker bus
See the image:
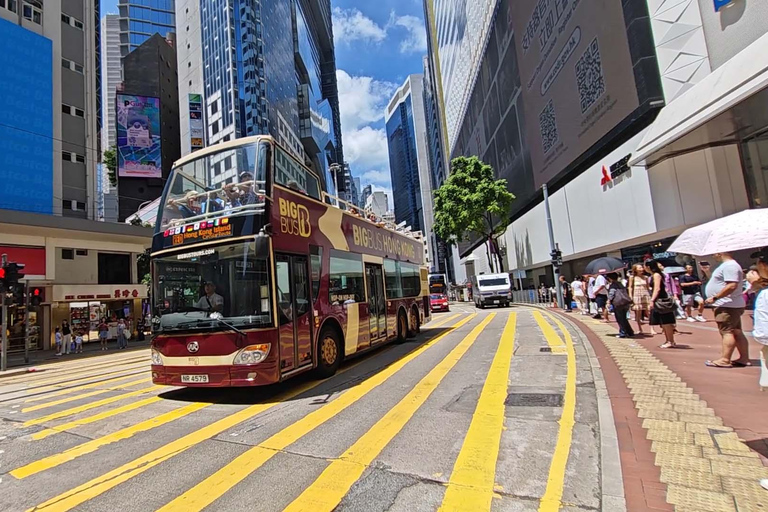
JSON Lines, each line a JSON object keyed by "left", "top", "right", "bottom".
{"left": 149, "top": 136, "right": 430, "bottom": 387}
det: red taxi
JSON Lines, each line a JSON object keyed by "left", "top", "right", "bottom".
{"left": 430, "top": 293, "right": 450, "bottom": 312}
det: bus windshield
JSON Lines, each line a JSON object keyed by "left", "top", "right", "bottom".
{"left": 152, "top": 241, "right": 272, "bottom": 332}
{"left": 158, "top": 143, "right": 267, "bottom": 230}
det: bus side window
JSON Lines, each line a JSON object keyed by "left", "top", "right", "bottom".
{"left": 310, "top": 245, "right": 322, "bottom": 302}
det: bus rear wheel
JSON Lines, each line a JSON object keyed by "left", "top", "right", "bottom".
{"left": 396, "top": 311, "right": 408, "bottom": 343}
{"left": 316, "top": 327, "right": 341, "bottom": 378}
{"left": 408, "top": 307, "right": 420, "bottom": 337}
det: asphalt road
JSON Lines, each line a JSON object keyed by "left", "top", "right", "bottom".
{"left": 0, "top": 305, "right": 611, "bottom": 512}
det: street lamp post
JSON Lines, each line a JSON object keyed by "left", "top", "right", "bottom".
{"left": 543, "top": 184, "right": 564, "bottom": 309}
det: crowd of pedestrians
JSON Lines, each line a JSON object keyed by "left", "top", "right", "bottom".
{"left": 53, "top": 316, "right": 138, "bottom": 356}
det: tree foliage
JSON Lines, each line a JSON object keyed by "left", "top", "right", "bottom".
{"left": 433, "top": 156, "right": 515, "bottom": 273}
{"left": 103, "top": 147, "right": 117, "bottom": 187}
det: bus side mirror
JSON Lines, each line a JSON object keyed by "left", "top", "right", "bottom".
{"left": 254, "top": 230, "right": 270, "bottom": 259}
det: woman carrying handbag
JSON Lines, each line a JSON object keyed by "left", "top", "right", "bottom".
{"left": 646, "top": 259, "right": 677, "bottom": 348}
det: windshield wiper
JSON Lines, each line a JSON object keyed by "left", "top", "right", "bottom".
{"left": 215, "top": 318, "right": 246, "bottom": 337}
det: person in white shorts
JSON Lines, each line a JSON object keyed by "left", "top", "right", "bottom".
{"left": 679, "top": 264, "right": 706, "bottom": 322}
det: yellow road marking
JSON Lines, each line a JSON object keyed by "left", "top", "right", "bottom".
{"left": 155, "top": 315, "right": 477, "bottom": 512}
{"left": 533, "top": 311, "right": 567, "bottom": 353}
{"left": 21, "top": 378, "right": 151, "bottom": 413}
{"left": 284, "top": 314, "right": 497, "bottom": 512}
{"left": 23, "top": 385, "right": 163, "bottom": 427}
{"left": 25, "top": 364, "right": 373, "bottom": 512}
{"left": 12, "top": 402, "right": 210, "bottom": 479}
{"left": 538, "top": 312, "right": 577, "bottom": 512}
{"left": 24, "top": 372, "right": 149, "bottom": 403}
{"left": 31, "top": 396, "right": 163, "bottom": 441}
{"left": 439, "top": 313, "right": 516, "bottom": 511}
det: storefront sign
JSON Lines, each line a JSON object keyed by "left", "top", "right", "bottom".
{"left": 714, "top": 0, "right": 735, "bottom": 11}
{"left": 53, "top": 284, "right": 148, "bottom": 302}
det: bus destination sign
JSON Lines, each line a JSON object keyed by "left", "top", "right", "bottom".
{"left": 163, "top": 218, "right": 234, "bottom": 248}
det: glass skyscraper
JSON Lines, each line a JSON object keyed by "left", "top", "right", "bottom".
{"left": 118, "top": 0, "right": 176, "bottom": 56}
{"left": 198, "top": 0, "right": 343, "bottom": 193}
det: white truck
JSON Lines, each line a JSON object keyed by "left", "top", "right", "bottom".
{"left": 471, "top": 273, "right": 512, "bottom": 308}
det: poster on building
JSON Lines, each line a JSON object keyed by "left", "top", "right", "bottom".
{"left": 116, "top": 94, "right": 162, "bottom": 178}
{"left": 509, "top": 0, "right": 640, "bottom": 189}
{"left": 189, "top": 93, "right": 204, "bottom": 152}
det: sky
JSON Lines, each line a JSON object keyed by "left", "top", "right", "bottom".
{"left": 102, "top": 0, "right": 428, "bottom": 209}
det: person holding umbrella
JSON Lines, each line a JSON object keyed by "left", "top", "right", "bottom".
{"left": 704, "top": 252, "right": 749, "bottom": 368}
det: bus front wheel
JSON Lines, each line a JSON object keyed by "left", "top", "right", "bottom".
{"left": 316, "top": 327, "right": 341, "bottom": 378}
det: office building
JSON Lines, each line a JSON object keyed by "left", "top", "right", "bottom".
{"left": 385, "top": 74, "right": 436, "bottom": 268}
{"left": 339, "top": 163, "right": 359, "bottom": 207}
{"left": 101, "top": 15, "right": 121, "bottom": 154}
{"left": 365, "top": 191, "right": 389, "bottom": 219}
{"left": 0, "top": 4, "right": 152, "bottom": 355}
{"left": 175, "top": 0, "right": 205, "bottom": 156}
{"left": 425, "top": 0, "right": 768, "bottom": 288}
{"left": 118, "top": 0, "right": 175, "bottom": 58}
{"left": 360, "top": 184, "right": 373, "bottom": 209}
{"left": 197, "top": 0, "right": 343, "bottom": 194}
{"left": 118, "top": 33, "right": 181, "bottom": 221}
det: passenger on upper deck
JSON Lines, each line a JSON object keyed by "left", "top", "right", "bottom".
{"left": 224, "top": 171, "right": 258, "bottom": 207}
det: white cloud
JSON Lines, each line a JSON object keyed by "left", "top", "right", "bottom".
{"left": 343, "top": 126, "right": 390, "bottom": 171}
{"left": 390, "top": 13, "right": 428, "bottom": 54}
{"left": 362, "top": 169, "right": 391, "bottom": 185}
{"left": 332, "top": 7, "right": 387, "bottom": 45}
{"left": 336, "top": 70, "right": 396, "bottom": 131}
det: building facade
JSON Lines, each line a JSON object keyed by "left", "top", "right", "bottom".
{"left": 194, "top": 0, "right": 343, "bottom": 194}
{"left": 101, "top": 15, "right": 121, "bottom": 154}
{"left": 175, "top": 0, "right": 205, "bottom": 156}
{"left": 118, "top": 0, "right": 175, "bottom": 58}
{"left": 365, "top": 191, "right": 389, "bottom": 219}
{"left": 424, "top": 0, "right": 768, "bottom": 287}
{"left": 360, "top": 184, "right": 373, "bottom": 209}
{"left": 385, "top": 74, "right": 436, "bottom": 269}
{"left": 117, "top": 33, "right": 181, "bottom": 221}
{"left": 339, "top": 163, "right": 359, "bottom": 207}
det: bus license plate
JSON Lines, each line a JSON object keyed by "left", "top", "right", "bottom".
{"left": 181, "top": 374, "right": 209, "bottom": 383}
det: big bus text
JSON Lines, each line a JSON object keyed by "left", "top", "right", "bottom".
{"left": 149, "top": 136, "right": 431, "bottom": 387}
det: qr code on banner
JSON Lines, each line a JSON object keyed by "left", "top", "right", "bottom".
{"left": 575, "top": 37, "right": 606, "bottom": 114}
{"left": 539, "top": 99, "right": 558, "bottom": 154}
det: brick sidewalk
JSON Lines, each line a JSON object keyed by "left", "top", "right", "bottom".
{"left": 563, "top": 309, "right": 768, "bottom": 512}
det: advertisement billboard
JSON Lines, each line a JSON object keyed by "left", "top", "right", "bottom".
{"left": 510, "top": 0, "right": 640, "bottom": 189}
{"left": 188, "top": 93, "right": 204, "bottom": 152}
{"left": 116, "top": 94, "right": 162, "bottom": 178}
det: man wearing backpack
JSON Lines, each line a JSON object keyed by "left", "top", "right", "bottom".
{"left": 607, "top": 272, "right": 635, "bottom": 338}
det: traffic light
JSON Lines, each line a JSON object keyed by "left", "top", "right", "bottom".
{"left": 30, "top": 287, "right": 43, "bottom": 307}
{"left": 550, "top": 248, "right": 563, "bottom": 267}
{"left": 0, "top": 266, "right": 5, "bottom": 290}
{"left": 4, "top": 262, "right": 25, "bottom": 289}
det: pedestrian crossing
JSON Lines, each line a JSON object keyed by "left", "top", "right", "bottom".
{"left": 0, "top": 308, "right": 592, "bottom": 512}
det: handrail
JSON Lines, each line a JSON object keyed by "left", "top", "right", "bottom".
{"left": 321, "top": 191, "right": 424, "bottom": 243}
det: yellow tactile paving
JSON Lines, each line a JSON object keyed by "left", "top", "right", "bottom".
{"left": 578, "top": 315, "right": 768, "bottom": 511}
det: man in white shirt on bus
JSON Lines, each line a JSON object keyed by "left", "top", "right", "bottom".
{"left": 195, "top": 282, "right": 224, "bottom": 313}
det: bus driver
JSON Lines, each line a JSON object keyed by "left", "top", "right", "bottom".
{"left": 195, "top": 282, "right": 224, "bottom": 312}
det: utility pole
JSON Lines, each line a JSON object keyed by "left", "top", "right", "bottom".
{"left": 543, "top": 185, "right": 564, "bottom": 309}
{"left": 1, "top": 253, "right": 7, "bottom": 372}
{"left": 24, "top": 280, "right": 30, "bottom": 364}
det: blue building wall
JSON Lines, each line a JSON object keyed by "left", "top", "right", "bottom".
{"left": 124, "top": 0, "right": 176, "bottom": 51}
{"left": 0, "top": 19, "right": 53, "bottom": 214}
{"left": 387, "top": 95, "right": 424, "bottom": 232}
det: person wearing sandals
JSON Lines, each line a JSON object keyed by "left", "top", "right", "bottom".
{"left": 646, "top": 259, "right": 677, "bottom": 348}
{"left": 704, "top": 252, "right": 749, "bottom": 368}
{"left": 629, "top": 264, "right": 656, "bottom": 336}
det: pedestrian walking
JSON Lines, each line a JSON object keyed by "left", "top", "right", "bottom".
{"left": 587, "top": 276, "right": 596, "bottom": 314}
{"left": 704, "top": 252, "right": 750, "bottom": 368}
{"left": 746, "top": 251, "right": 768, "bottom": 391}
{"left": 679, "top": 264, "right": 707, "bottom": 322}
{"left": 61, "top": 320, "right": 72, "bottom": 355}
{"left": 572, "top": 276, "right": 587, "bottom": 314}
{"left": 559, "top": 276, "right": 573, "bottom": 312}
{"left": 74, "top": 331, "right": 83, "bottom": 353}
{"left": 98, "top": 317, "right": 109, "bottom": 351}
{"left": 646, "top": 259, "right": 677, "bottom": 348}
{"left": 607, "top": 273, "right": 634, "bottom": 338}
{"left": 117, "top": 318, "right": 127, "bottom": 350}
{"left": 54, "top": 327, "right": 62, "bottom": 356}
{"left": 593, "top": 273, "right": 609, "bottom": 321}
{"left": 629, "top": 264, "right": 655, "bottom": 336}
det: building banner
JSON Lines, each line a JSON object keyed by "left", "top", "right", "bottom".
{"left": 116, "top": 94, "right": 162, "bottom": 178}
{"left": 189, "top": 93, "right": 204, "bottom": 152}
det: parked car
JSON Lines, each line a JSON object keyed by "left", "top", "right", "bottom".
{"left": 430, "top": 293, "right": 450, "bottom": 312}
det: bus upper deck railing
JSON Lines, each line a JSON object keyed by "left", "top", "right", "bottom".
{"left": 322, "top": 192, "right": 425, "bottom": 243}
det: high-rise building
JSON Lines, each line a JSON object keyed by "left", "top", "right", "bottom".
{"left": 385, "top": 74, "right": 436, "bottom": 267}
{"left": 339, "top": 163, "right": 359, "bottom": 207}
{"left": 101, "top": 15, "right": 121, "bottom": 154}
{"left": 175, "top": 0, "right": 205, "bottom": 156}
{"left": 118, "top": 33, "right": 181, "bottom": 221}
{"left": 365, "top": 191, "right": 389, "bottom": 219}
{"left": 118, "top": 0, "right": 176, "bottom": 58}
{"left": 360, "top": 184, "right": 373, "bottom": 209}
{"left": 196, "top": 0, "right": 343, "bottom": 194}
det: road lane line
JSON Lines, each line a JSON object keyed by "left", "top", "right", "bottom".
{"left": 12, "top": 402, "right": 210, "bottom": 479}
{"left": 21, "top": 378, "right": 151, "bottom": 413}
{"left": 0, "top": 362, "right": 149, "bottom": 393}
{"left": 284, "top": 313, "right": 497, "bottom": 512}
{"left": 532, "top": 311, "right": 567, "bottom": 353}
{"left": 155, "top": 314, "right": 477, "bottom": 512}
{"left": 0, "top": 356, "right": 149, "bottom": 386}
{"left": 23, "top": 372, "right": 150, "bottom": 403}
{"left": 538, "top": 311, "right": 577, "bottom": 512}
{"left": 30, "top": 396, "right": 164, "bottom": 441}
{"left": 439, "top": 313, "right": 516, "bottom": 511}
{"left": 23, "top": 385, "right": 163, "bottom": 427}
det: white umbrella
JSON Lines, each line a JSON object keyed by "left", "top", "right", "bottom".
{"left": 668, "top": 209, "right": 768, "bottom": 256}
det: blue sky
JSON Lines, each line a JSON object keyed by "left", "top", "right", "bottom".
{"left": 102, "top": 0, "right": 428, "bottom": 207}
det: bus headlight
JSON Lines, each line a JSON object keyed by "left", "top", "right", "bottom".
{"left": 151, "top": 348, "right": 164, "bottom": 366}
{"left": 233, "top": 344, "right": 270, "bottom": 365}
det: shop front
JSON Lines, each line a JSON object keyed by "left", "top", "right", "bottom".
{"left": 50, "top": 284, "right": 148, "bottom": 348}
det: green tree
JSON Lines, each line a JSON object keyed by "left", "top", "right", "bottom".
{"left": 433, "top": 156, "right": 515, "bottom": 273}
{"left": 103, "top": 146, "right": 117, "bottom": 187}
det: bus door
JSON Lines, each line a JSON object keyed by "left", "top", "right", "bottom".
{"left": 275, "top": 254, "right": 313, "bottom": 374}
{"left": 365, "top": 263, "right": 387, "bottom": 342}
